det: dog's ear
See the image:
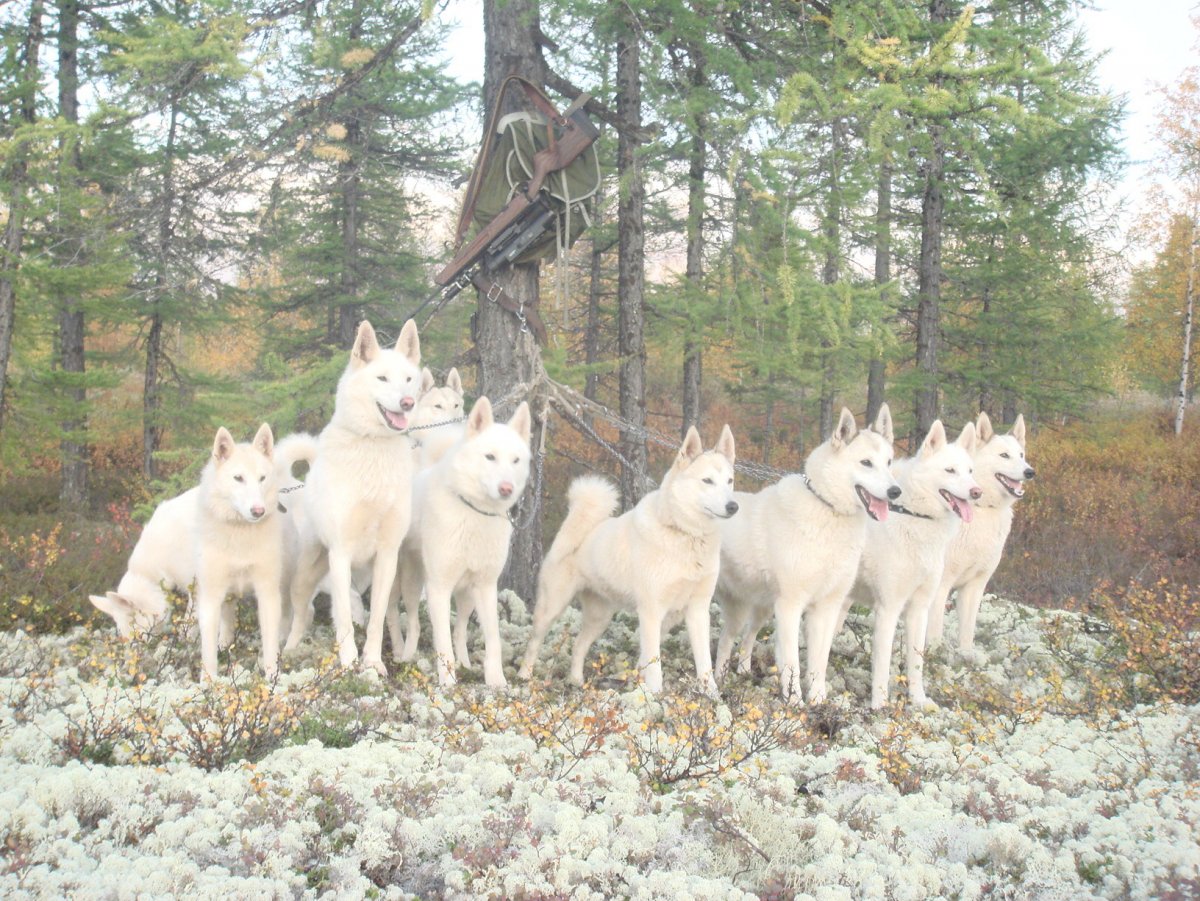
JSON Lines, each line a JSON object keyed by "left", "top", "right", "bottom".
{"left": 89, "top": 592, "right": 134, "bottom": 636}
{"left": 253, "top": 423, "right": 274, "bottom": 459}
{"left": 873, "top": 403, "right": 895, "bottom": 445}
{"left": 351, "top": 320, "right": 380, "bottom": 367}
{"left": 395, "top": 318, "right": 421, "bottom": 367}
{"left": 715, "top": 423, "right": 736, "bottom": 465}
{"left": 466, "top": 395, "right": 494, "bottom": 437}
{"left": 956, "top": 421, "right": 978, "bottom": 454}
{"left": 446, "top": 367, "right": 463, "bottom": 396}
{"left": 1011, "top": 413, "right": 1027, "bottom": 450}
{"left": 976, "top": 411, "right": 994, "bottom": 444}
{"left": 420, "top": 367, "right": 435, "bottom": 395}
{"left": 677, "top": 426, "right": 704, "bottom": 467}
{"left": 831, "top": 407, "right": 857, "bottom": 450}
{"left": 212, "top": 427, "right": 236, "bottom": 462}
{"left": 508, "top": 401, "right": 532, "bottom": 446}
{"left": 919, "top": 420, "right": 947, "bottom": 457}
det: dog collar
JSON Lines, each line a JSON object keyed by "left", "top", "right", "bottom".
{"left": 457, "top": 493, "right": 513, "bottom": 522}
{"left": 887, "top": 501, "right": 934, "bottom": 520}
{"left": 800, "top": 473, "right": 837, "bottom": 511}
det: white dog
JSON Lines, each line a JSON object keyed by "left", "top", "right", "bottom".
{"left": 518, "top": 425, "right": 738, "bottom": 695}
{"left": 844, "top": 420, "right": 981, "bottom": 709}
{"left": 283, "top": 319, "right": 422, "bottom": 673}
{"left": 715, "top": 405, "right": 900, "bottom": 704}
{"left": 926, "top": 412, "right": 1034, "bottom": 652}
{"left": 410, "top": 366, "right": 466, "bottom": 468}
{"left": 389, "top": 396, "right": 532, "bottom": 688}
{"left": 90, "top": 426, "right": 311, "bottom": 658}
{"left": 192, "top": 424, "right": 287, "bottom": 681}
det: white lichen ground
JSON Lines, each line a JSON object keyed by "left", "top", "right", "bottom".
{"left": 0, "top": 596, "right": 1197, "bottom": 900}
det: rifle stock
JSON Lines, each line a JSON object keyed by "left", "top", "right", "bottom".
{"left": 435, "top": 106, "right": 599, "bottom": 287}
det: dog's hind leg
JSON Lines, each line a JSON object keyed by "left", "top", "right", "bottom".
{"left": 714, "top": 596, "right": 747, "bottom": 680}
{"left": 397, "top": 562, "right": 424, "bottom": 662}
{"left": 569, "top": 591, "right": 615, "bottom": 686}
{"left": 218, "top": 598, "right": 237, "bottom": 650}
{"left": 925, "top": 575, "right": 953, "bottom": 648}
{"left": 517, "top": 561, "right": 578, "bottom": 680}
{"left": 737, "top": 605, "right": 772, "bottom": 676}
{"left": 284, "top": 547, "right": 326, "bottom": 652}
{"left": 904, "top": 587, "right": 939, "bottom": 709}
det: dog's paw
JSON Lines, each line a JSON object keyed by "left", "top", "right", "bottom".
{"left": 516, "top": 663, "right": 533, "bottom": 681}
{"left": 911, "top": 693, "right": 941, "bottom": 712}
{"left": 360, "top": 657, "right": 388, "bottom": 678}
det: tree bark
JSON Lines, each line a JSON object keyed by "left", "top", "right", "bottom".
{"left": 336, "top": 0, "right": 365, "bottom": 348}
{"left": 681, "top": 50, "right": 706, "bottom": 437}
{"left": 1176, "top": 210, "right": 1197, "bottom": 436}
{"left": 481, "top": 0, "right": 547, "bottom": 601}
{"left": 0, "top": 0, "right": 43, "bottom": 432}
{"left": 914, "top": 0, "right": 950, "bottom": 440}
{"left": 616, "top": 9, "right": 648, "bottom": 508}
{"left": 818, "top": 119, "right": 843, "bottom": 440}
{"left": 584, "top": 231, "right": 604, "bottom": 406}
{"left": 867, "top": 158, "right": 891, "bottom": 425}
{"left": 57, "top": 0, "right": 88, "bottom": 506}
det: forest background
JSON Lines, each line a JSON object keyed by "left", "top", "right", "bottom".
{"left": 2, "top": 0, "right": 1199, "bottom": 631}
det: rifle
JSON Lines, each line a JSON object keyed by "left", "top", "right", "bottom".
{"left": 432, "top": 80, "right": 600, "bottom": 343}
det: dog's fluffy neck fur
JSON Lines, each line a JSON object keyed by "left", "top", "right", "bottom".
{"left": 890, "top": 456, "right": 961, "bottom": 528}
{"left": 799, "top": 444, "right": 866, "bottom": 518}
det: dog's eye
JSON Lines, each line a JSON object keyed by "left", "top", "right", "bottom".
{"left": 486, "top": 453, "right": 496, "bottom": 461}
{"left": 727, "top": 477, "right": 734, "bottom": 485}
{"left": 1000, "top": 452, "right": 1010, "bottom": 459}
{"left": 513, "top": 456, "right": 520, "bottom": 464}
{"left": 377, "top": 375, "right": 387, "bottom": 382}
{"left": 435, "top": 404, "right": 443, "bottom": 410}
{"left": 861, "top": 459, "right": 873, "bottom": 468}
{"left": 259, "top": 475, "right": 266, "bottom": 483}
{"left": 234, "top": 475, "right": 245, "bottom": 483}
{"left": 702, "top": 477, "right": 714, "bottom": 485}
{"left": 944, "top": 467, "right": 956, "bottom": 474}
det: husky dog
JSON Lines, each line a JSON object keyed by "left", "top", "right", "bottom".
{"left": 91, "top": 427, "right": 311, "bottom": 656}
{"left": 389, "top": 396, "right": 532, "bottom": 688}
{"left": 715, "top": 405, "right": 900, "bottom": 704}
{"left": 518, "top": 426, "right": 738, "bottom": 696}
{"left": 283, "top": 319, "right": 422, "bottom": 673}
{"left": 191, "top": 424, "right": 287, "bottom": 681}
{"left": 845, "top": 420, "right": 981, "bottom": 709}
{"left": 411, "top": 367, "right": 466, "bottom": 468}
{"left": 926, "top": 412, "right": 1034, "bottom": 652}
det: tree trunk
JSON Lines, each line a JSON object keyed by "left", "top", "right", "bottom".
{"left": 914, "top": 0, "right": 948, "bottom": 439}
{"left": 616, "top": 9, "right": 648, "bottom": 508}
{"left": 867, "top": 158, "right": 891, "bottom": 425}
{"left": 818, "top": 119, "right": 843, "bottom": 440}
{"left": 57, "top": 0, "right": 88, "bottom": 506}
{"left": 680, "top": 52, "right": 706, "bottom": 437}
{"left": 480, "top": 0, "right": 547, "bottom": 602}
{"left": 1176, "top": 211, "right": 1198, "bottom": 436}
{"left": 336, "top": 0, "right": 365, "bottom": 348}
{"left": 584, "top": 232, "right": 604, "bottom": 406}
{"left": 0, "top": 0, "right": 43, "bottom": 432}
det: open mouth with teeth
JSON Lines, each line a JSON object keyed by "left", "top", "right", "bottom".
{"left": 855, "top": 484, "right": 889, "bottom": 521}
{"left": 377, "top": 402, "right": 409, "bottom": 432}
{"left": 939, "top": 489, "right": 974, "bottom": 523}
{"left": 995, "top": 472, "right": 1025, "bottom": 498}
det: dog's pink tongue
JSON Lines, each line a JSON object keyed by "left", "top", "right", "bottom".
{"left": 955, "top": 496, "right": 974, "bottom": 524}
{"left": 869, "top": 495, "right": 889, "bottom": 521}
{"left": 384, "top": 409, "right": 408, "bottom": 431}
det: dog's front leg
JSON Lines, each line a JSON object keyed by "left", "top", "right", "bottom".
{"left": 870, "top": 597, "right": 904, "bottom": 710}
{"left": 327, "top": 548, "right": 359, "bottom": 668}
{"left": 254, "top": 571, "right": 283, "bottom": 681}
{"left": 904, "top": 587, "right": 939, "bottom": 710}
{"left": 683, "top": 598, "right": 719, "bottom": 698}
{"left": 468, "top": 581, "right": 506, "bottom": 689}
{"left": 774, "top": 595, "right": 806, "bottom": 705}
{"left": 195, "top": 583, "right": 224, "bottom": 683}
{"left": 360, "top": 545, "right": 401, "bottom": 675}
{"left": 425, "top": 576, "right": 457, "bottom": 687}
{"left": 637, "top": 608, "right": 665, "bottom": 694}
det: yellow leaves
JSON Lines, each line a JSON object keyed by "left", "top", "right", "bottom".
{"left": 312, "top": 143, "right": 351, "bottom": 164}
{"left": 339, "top": 47, "right": 375, "bottom": 69}
{"left": 325, "top": 123, "right": 347, "bottom": 141}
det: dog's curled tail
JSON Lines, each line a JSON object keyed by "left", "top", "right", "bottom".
{"left": 275, "top": 432, "right": 319, "bottom": 480}
{"left": 555, "top": 475, "right": 619, "bottom": 552}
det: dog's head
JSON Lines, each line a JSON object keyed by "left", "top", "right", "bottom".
{"left": 411, "top": 366, "right": 465, "bottom": 430}
{"left": 666, "top": 424, "right": 739, "bottom": 521}
{"left": 205, "top": 423, "right": 278, "bottom": 523}
{"left": 817, "top": 405, "right": 901, "bottom": 521}
{"left": 335, "top": 319, "right": 422, "bottom": 436}
{"left": 910, "top": 419, "right": 982, "bottom": 523}
{"left": 451, "top": 396, "right": 532, "bottom": 512}
{"left": 973, "top": 411, "right": 1035, "bottom": 505}
{"left": 88, "top": 591, "right": 157, "bottom": 637}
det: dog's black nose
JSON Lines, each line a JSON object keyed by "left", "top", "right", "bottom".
{"left": 725, "top": 501, "right": 739, "bottom": 516}
{"left": 1024, "top": 467, "right": 1036, "bottom": 480}
{"left": 887, "top": 485, "right": 901, "bottom": 500}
